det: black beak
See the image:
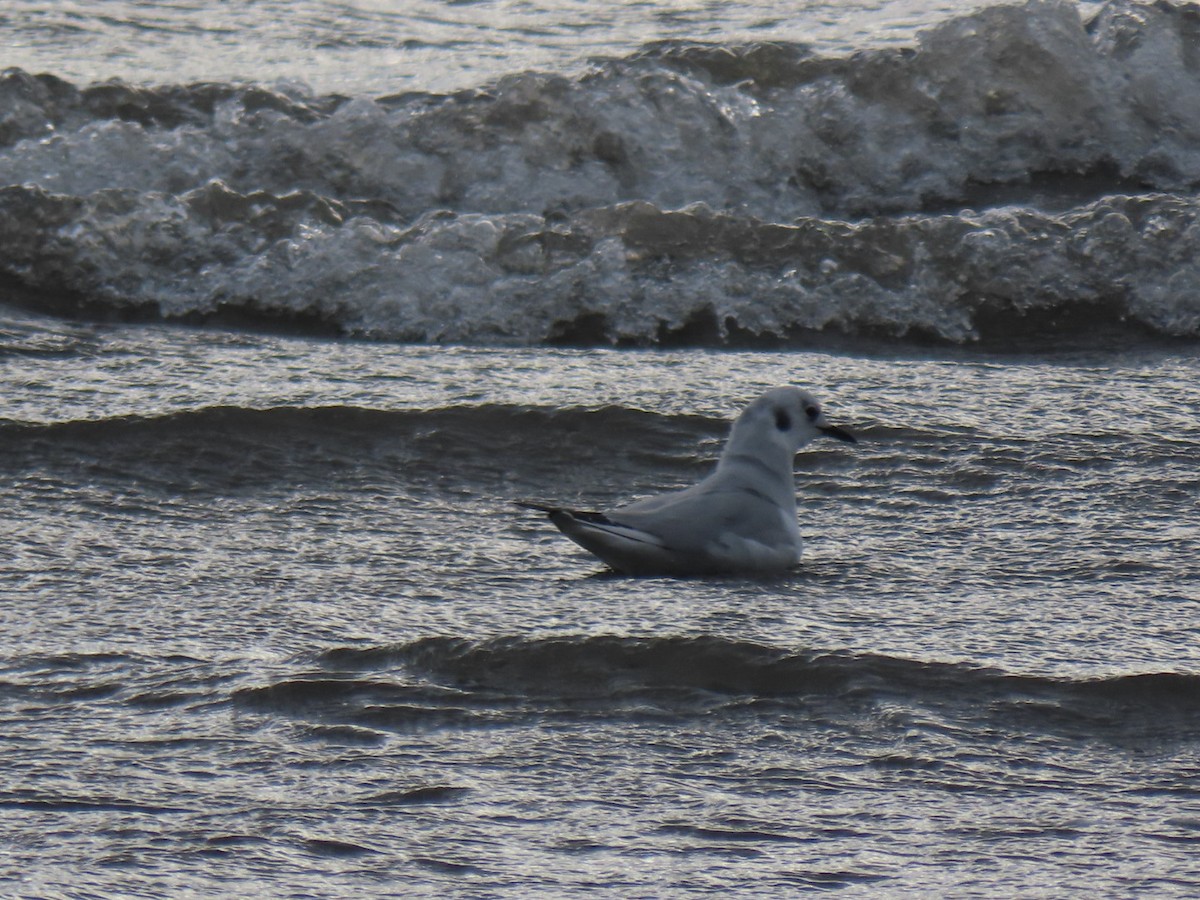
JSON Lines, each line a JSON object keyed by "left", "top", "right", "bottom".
{"left": 820, "top": 424, "right": 857, "bottom": 444}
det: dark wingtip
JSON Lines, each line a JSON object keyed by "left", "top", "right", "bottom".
{"left": 515, "top": 502, "right": 611, "bottom": 524}
{"left": 514, "top": 501, "right": 558, "bottom": 513}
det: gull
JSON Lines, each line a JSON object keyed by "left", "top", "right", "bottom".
{"left": 519, "top": 386, "right": 856, "bottom": 576}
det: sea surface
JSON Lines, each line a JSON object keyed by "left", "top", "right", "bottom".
{"left": 3, "top": 0, "right": 1200, "bottom": 896}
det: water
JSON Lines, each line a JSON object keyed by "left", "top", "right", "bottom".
{"left": 5, "top": 0, "right": 996, "bottom": 95}
{"left": 3, "top": 0, "right": 1200, "bottom": 896}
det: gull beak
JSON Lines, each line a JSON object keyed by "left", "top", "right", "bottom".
{"left": 811, "top": 407, "right": 857, "bottom": 443}
{"left": 819, "top": 422, "right": 857, "bottom": 443}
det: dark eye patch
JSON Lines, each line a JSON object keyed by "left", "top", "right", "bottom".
{"left": 805, "top": 405, "right": 820, "bottom": 421}
{"left": 774, "top": 409, "right": 791, "bottom": 431}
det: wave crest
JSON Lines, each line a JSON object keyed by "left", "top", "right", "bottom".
{"left": 2, "top": 1, "right": 1200, "bottom": 346}
{"left": 301, "top": 634, "right": 1200, "bottom": 739}
{"left": 3, "top": 186, "right": 1198, "bottom": 344}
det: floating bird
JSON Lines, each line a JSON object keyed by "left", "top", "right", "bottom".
{"left": 520, "top": 386, "right": 856, "bottom": 576}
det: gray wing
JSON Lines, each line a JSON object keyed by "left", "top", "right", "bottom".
{"left": 609, "top": 473, "right": 795, "bottom": 553}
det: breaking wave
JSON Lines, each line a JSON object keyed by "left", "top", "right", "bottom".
{"left": 2, "top": 0, "right": 1200, "bottom": 345}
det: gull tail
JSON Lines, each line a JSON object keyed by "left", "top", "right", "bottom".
{"left": 515, "top": 501, "right": 674, "bottom": 575}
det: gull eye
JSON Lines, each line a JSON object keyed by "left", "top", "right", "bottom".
{"left": 774, "top": 409, "right": 791, "bottom": 431}
{"left": 805, "top": 405, "right": 820, "bottom": 421}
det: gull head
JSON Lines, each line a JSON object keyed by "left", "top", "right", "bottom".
{"left": 725, "top": 386, "right": 857, "bottom": 463}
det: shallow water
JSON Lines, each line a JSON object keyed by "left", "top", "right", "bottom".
{"left": 4, "top": 317, "right": 1199, "bottom": 896}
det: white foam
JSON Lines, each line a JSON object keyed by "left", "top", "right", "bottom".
{"left": 3, "top": 2, "right": 1200, "bottom": 344}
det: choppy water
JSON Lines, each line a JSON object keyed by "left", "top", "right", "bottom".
{"left": 5, "top": 324, "right": 1199, "bottom": 896}
{"left": 4, "top": 0, "right": 998, "bottom": 95}
{"left": 3, "top": 0, "right": 1200, "bottom": 896}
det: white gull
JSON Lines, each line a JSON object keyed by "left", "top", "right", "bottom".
{"left": 520, "top": 386, "right": 857, "bottom": 576}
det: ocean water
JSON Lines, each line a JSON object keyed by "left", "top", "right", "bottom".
{"left": 3, "top": 0, "right": 1200, "bottom": 896}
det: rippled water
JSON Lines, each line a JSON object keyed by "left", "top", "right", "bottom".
{"left": 4, "top": 314, "right": 1199, "bottom": 896}
{"left": 4, "top": 0, "right": 1000, "bottom": 94}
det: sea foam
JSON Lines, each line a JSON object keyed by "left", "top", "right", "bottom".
{"left": 0, "top": 0, "right": 1198, "bottom": 345}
